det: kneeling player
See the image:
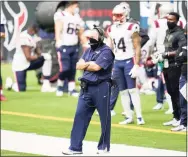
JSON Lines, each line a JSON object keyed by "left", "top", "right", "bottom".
{"left": 6, "top": 24, "right": 54, "bottom": 92}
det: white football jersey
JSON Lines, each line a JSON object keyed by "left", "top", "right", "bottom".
{"left": 54, "top": 11, "right": 84, "bottom": 46}
{"left": 12, "top": 30, "right": 36, "bottom": 71}
{"left": 108, "top": 22, "right": 140, "bottom": 60}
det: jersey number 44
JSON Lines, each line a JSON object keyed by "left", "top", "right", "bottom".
{"left": 113, "top": 37, "right": 126, "bottom": 52}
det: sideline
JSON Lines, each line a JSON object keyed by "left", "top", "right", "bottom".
{"left": 1, "top": 130, "right": 186, "bottom": 156}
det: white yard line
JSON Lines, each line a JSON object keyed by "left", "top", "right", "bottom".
{"left": 1, "top": 130, "right": 186, "bottom": 156}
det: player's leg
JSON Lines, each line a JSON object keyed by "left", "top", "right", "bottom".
{"left": 126, "top": 59, "right": 145, "bottom": 125}
{"left": 161, "top": 73, "right": 173, "bottom": 114}
{"left": 12, "top": 71, "right": 27, "bottom": 92}
{"left": 56, "top": 46, "right": 71, "bottom": 96}
{"left": 171, "top": 75, "right": 187, "bottom": 131}
{"left": 94, "top": 81, "right": 111, "bottom": 152}
{"left": 153, "top": 76, "right": 164, "bottom": 110}
{"left": 68, "top": 90, "right": 95, "bottom": 153}
{"left": 114, "top": 61, "right": 131, "bottom": 116}
{"left": 68, "top": 46, "right": 79, "bottom": 97}
{"left": 27, "top": 56, "right": 54, "bottom": 92}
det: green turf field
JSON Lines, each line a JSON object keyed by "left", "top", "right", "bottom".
{"left": 1, "top": 150, "right": 40, "bottom": 156}
{"left": 1, "top": 63, "right": 187, "bottom": 153}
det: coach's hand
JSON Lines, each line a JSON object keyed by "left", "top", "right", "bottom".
{"left": 129, "top": 64, "right": 139, "bottom": 78}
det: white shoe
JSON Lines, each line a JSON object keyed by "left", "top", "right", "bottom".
{"left": 12, "top": 83, "right": 19, "bottom": 92}
{"left": 69, "top": 90, "right": 79, "bottom": 97}
{"left": 56, "top": 90, "right": 63, "bottom": 97}
{"left": 97, "top": 149, "right": 109, "bottom": 154}
{"left": 165, "top": 109, "right": 173, "bottom": 114}
{"left": 119, "top": 118, "right": 133, "bottom": 125}
{"left": 62, "top": 149, "right": 82, "bottom": 155}
{"left": 172, "top": 120, "right": 180, "bottom": 127}
{"left": 111, "top": 110, "right": 116, "bottom": 116}
{"left": 163, "top": 118, "right": 179, "bottom": 126}
{"left": 153, "top": 103, "right": 163, "bottom": 110}
{"left": 5, "top": 77, "right": 13, "bottom": 90}
{"left": 41, "top": 83, "right": 56, "bottom": 93}
{"left": 137, "top": 117, "right": 145, "bottom": 125}
{"left": 171, "top": 125, "right": 187, "bottom": 132}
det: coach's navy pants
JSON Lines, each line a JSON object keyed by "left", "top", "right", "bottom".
{"left": 69, "top": 81, "right": 111, "bottom": 152}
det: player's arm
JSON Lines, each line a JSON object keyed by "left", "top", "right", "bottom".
{"left": 54, "top": 13, "right": 63, "bottom": 48}
{"left": 132, "top": 32, "right": 141, "bottom": 65}
{"left": 34, "top": 42, "right": 42, "bottom": 57}
{"left": 22, "top": 45, "right": 38, "bottom": 61}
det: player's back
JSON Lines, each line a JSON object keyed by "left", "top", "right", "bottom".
{"left": 109, "top": 22, "right": 139, "bottom": 60}
{"left": 12, "top": 31, "right": 36, "bottom": 71}
{"left": 54, "top": 11, "right": 82, "bottom": 46}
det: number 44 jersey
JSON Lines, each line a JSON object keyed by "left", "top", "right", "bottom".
{"left": 54, "top": 11, "right": 84, "bottom": 46}
{"left": 108, "top": 22, "right": 140, "bottom": 60}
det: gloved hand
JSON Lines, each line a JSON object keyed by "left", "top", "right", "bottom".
{"left": 129, "top": 64, "right": 139, "bottom": 78}
{"left": 41, "top": 53, "right": 52, "bottom": 60}
{"left": 151, "top": 52, "right": 163, "bottom": 64}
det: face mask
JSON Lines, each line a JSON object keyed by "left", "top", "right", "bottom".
{"left": 74, "top": 7, "right": 79, "bottom": 14}
{"left": 89, "top": 38, "right": 100, "bottom": 50}
{"left": 167, "top": 21, "right": 177, "bottom": 29}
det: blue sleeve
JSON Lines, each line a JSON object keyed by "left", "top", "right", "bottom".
{"left": 95, "top": 49, "right": 114, "bottom": 70}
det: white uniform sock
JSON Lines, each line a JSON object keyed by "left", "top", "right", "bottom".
{"left": 42, "top": 59, "right": 52, "bottom": 77}
{"left": 43, "top": 79, "right": 50, "bottom": 86}
{"left": 120, "top": 89, "right": 132, "bottom": 118}
{"left": 165, "top": 92, "right": 173, "bottom": 110}
{"left": 57, "top": 79, "right": 64, "bottom": 87}
{"left": 129, "top": 88, "right": 143, "bottom": 118}
{"left": 0, "top": 90, "right": 3, "bottom": 95}
{"left": 68, "top": 81, "right": 76, "bottom": 92}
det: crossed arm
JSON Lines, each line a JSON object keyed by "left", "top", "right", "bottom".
{"left": 76, "top": 59, "right": 102, "bottom": 71}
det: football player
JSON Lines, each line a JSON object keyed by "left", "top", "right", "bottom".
{"left": 107, "top": 4, "right": 145, "bottom": 125}
{"left": 54, "top": 1, "right": 86, "bottom": 97}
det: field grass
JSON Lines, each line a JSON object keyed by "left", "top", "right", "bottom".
{"left": 1, "top": 150, "right": 40, "bottom": 156}
{"left": 1, "top": 63, "right": 187, "bottom": 153}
